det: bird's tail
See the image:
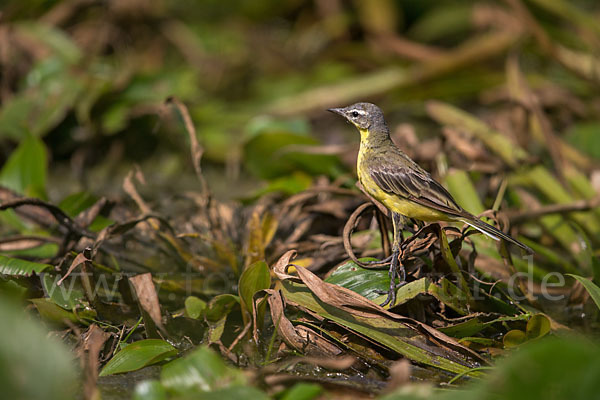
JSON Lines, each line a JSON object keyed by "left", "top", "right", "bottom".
{"left": 459, "top": 216, "right": 533, "bottom": 254}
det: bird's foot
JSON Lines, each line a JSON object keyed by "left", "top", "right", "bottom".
{"left": 379, "top": 248, "right": 405, "bottom": 308}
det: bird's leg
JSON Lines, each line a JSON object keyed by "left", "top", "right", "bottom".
{"left": 380, "top": 213, "right": 406, "bottom": 307}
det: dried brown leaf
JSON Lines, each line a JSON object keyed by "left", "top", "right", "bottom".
{"left": 129, "top": 273, "right": 165, "bottom": 334}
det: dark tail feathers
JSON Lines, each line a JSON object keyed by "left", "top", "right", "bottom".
{"left": 460, "top": 216, "right": 533, "bottom": 254}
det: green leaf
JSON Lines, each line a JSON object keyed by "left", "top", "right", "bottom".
{"left": 0, "top": 294, "right": 76, "bottom": 400}
{"left": 525, "top": 314, "right": 551, "bottom": 340}
{"left": 133, "top": 380, "right": 167, "bottom": 400}
{"left": 445, "top": 169, "right": 484, "bottom": 215}
{"left": 205, "top": 294, "right": 240, "bottom": 322}
{"left": 99, "top": 339, "right": 177, "bottom": 376}
{"left": 567, "top": 274, "right": 600, "bottom": 310}
{"left": 370, "top": 277, "right": 470, "bottom": 315}
{"left": 184, "top": 296, "right": 207, "bottom": 319}
{"left": 30, "top": 298, "right": 92, "bottom": 326}
{"left": 238, "top": 261, "right": 270, "bottom": 315}
{"left": 442, "top": 336, "right": 600, "bottom": 400}
{"left": 440, "top": 314, "right": 529, "bottom": 338}
{"left": 325, "top": 258, "right": 390, "bottom": 300}
{"left": 41, "top": 274, "right": 86, "bottom": 311}
{"left": 565, "top": 122, "right": 600, "bottom": 160}
{"left": 503, "top": 329, "right": 527, "bottom": 348}
{"left": 16, "top": 22, "right": 82, "bottom": 64}
{"left": 0, "top": 57, "right": 84, "bottom": 140}
{"left": 0, "top": 136, "right": 47, "bottom": 198}
{"left": 500, "top": 314, "right": 549, "bottom": 349}
{"left": 193, "top": 386, "right": 269, "bottom": 400}
{"left": 438, "top": 228, "right": 471, "bottom": 304}
{"left": 58, "top": 191, "right": 98, "bottom": 217}
{"left": 244, "top": 132, "right": 342, "bottom": 179}
{"left": 160, "top": 346, "right": 246, "bottom": 392}
{"left": 251, "top": 172, "right": 313, "bottom": 197}
{"left": 0, "top": 255, "right": 51, "bottom": 276}
{"left": 281, "top": 383, "right": 323, "bottom": 400}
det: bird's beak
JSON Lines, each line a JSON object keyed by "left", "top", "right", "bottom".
{"left": 327, "top": 107, "right": 345, "bottom": 116}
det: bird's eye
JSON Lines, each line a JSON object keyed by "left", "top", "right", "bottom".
{"left": 351, "top": 111, "right": 359, "bottom": 118}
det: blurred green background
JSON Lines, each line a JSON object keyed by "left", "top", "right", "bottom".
{"left": 1, "top": 0, "right": 600, "bottom": 399}
{"left": 0, "top": 0, "right": 596, "bottom": 202}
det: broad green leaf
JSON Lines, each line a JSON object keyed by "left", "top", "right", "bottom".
{"left": 244, "top": 132, "right": 342, "bottom": 179}
{"left": 3, "top": 242, "right": 59, "bottom": 259}
{"left": 184, "top": 296, "right": 207, "bottom": 319}
{"left": 160, "top": 346, "right": 246, "bottom": 392}
{"left": 133, "top": 380, "right": 167, "bottom": 400}
{"left": 238, "top": 261, "right": 270, "bottom": 314}
{"left": 0, "top": 295, "right": 76, "bottom": 400}
{"left": 99, "top": 339, "right": 177, "bottom": 376}
{"left": 440, "top": 336, "right": 600, "bottom": 400}
{"left": 567, "top": 274, "right": 600, "bottom": 310}
{"left": 440, "top": 314, "right": 529, "bottom": 338}
{"left": 0, "top": 279, "right": 28, "bottom": 299}
{"left": 245, "top": 116, "right": 310, "bottom": 139}
{"left": 445, "top": 169, "right": 484, "bottom": 215}
{"left": 41, "top": 274, "right": 86, "bottom": 311}
{"left": 0, "top": 136, "right": 47, "bottom": 198}
{"left": 254, "top": 172, "right": 313, "bottom": 196}
{"left": 30, "top": 298, "right": 94, "bottom": 325}
{"left": 0, "top": 57, "right": 84, "bottom": 139}
{"left": 503, "top": 330, "right": 527, "bottom": 348}
{"left": 0, "top": 255, "right": 51, "bottom": 276}
{"left": 525, "top": 314, "right": 551, "bottom": 340}
{"left": 205, "top": 294, "right": 240, "bottom": 322}
{"left": 370, "top": 277, "right": 470, "bottom": 315}
{"left": 58, "top": 191, "right": 98, "bottom": 217}
{"left": 325, "top": 258, "right": 389, "bottom": 300}
{"left": 208, "top": 314, "right": 227, "bottom": 344}
{"left": 502, "top": 314, "right": 550, "bottom": 348}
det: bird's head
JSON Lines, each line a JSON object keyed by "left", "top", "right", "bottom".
{"left": 328, "top": 102, "right": 386, "bottom": 131}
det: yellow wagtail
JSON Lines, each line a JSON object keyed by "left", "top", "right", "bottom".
{"left": 329, "top": 102, "right": 532, "bottom": 306}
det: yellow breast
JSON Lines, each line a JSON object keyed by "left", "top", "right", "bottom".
{"left": 357, "top": 140, "right": 450, "bottom": 222}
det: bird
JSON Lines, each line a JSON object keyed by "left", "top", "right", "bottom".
{"left": 328, "top": 102, "right": 533, "bottom": 307}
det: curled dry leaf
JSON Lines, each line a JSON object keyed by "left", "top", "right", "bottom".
{"left": 129, "top": 273, "right": 165, "bottom": 335}
{"left": 267, "top": 289, "right": 341, "bottom": 356}
{"left": 275, "top": 260, "right": 487, "bottom": 367}
{"left": 272, "top": 249, "right": 299, "bottom": 281}
{"left": 57, "top": 252, "right": 90, "bottom": 286}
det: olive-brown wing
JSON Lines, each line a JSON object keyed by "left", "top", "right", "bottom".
{"left": 370, "top": 166, "right": 468, "bottom": 218}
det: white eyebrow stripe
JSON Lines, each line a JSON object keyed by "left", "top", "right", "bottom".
{"left": 350, "top": 109, "right": 367, "bottom": 115}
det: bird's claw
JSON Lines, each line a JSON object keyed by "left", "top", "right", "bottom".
{"left": 379, "top": 248, "right": 405, "bottom": 308}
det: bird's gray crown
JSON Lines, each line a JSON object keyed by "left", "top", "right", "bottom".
{"left": 328, "top": 102, "right": 387, "bottom": 132}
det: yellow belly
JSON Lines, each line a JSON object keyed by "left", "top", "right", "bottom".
{"left": 358, "top": 163, "right": 450, "bottom": 222}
